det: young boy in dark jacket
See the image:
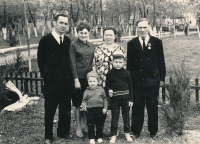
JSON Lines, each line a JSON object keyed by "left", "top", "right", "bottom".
{"left": 106, "top": 54, "right": 133, "bottom": 143}
{"left": 80, "top": 71, "right": 108, "bottom": 144}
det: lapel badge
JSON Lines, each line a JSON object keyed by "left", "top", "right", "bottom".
{"left": 148, "top": 43, "right": 151, "bottom": 50}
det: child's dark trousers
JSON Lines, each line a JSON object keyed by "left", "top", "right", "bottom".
{"left": 86, "top": 107, "right": 107, "bottom": 139}
{"left": 110, "top": 97, "right": 130, "bottom": 136}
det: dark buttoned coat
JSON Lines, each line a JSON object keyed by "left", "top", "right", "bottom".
{"left": 126, "top": 35, "right": 166, "bottom": 87}
{"left": 37, "top": 33, "right": 72, "bottom": 81}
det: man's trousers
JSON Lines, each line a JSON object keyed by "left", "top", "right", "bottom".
{"left": 131, "top": 85, "right": 159, "bottom": 135}
{"left": 43, "top": 79, "right": 73, "bottom": 140}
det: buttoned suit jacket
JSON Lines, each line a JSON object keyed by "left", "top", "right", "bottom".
{"left": 126, "top": 35, "right": 166, "bottom": 87}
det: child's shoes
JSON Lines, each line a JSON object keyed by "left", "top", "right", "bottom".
{"left": 125, "top": 133, "right": 133, "bottom": 143}
{"left": 90, "top": 139, "right": 95, "bottom": 144}
{"left": 109, "top": 136, "right": 117, "bottom": 144}
{"left": 97, "top": 138, "right": 103, "bottom": 143}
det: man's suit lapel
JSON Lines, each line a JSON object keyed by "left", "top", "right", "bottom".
{"left": 135, "top": 37, "right": 143, "bottom": 55}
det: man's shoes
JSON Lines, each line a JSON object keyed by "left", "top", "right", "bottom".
{"left": 150, "top": 133, "right": 157, "bottom": 139}
{"left": 44, "top": 139, "right": 52, "bottom": 144}
{"left": 133, "top": 132, "right": 140, "bottom": 138}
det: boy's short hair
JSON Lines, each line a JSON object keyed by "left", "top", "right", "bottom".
{"left": 113, "top": 54, "right": 125, "bottom": 60}
{"left": 87, "top": 71, "right": 100, "bottom": 81}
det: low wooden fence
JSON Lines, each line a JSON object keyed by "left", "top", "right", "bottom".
{"left": 4, "top": 72, "right": 200, "bottom": 102}
{"left": 5, "top": 72, "right": 43, "bottom": 96}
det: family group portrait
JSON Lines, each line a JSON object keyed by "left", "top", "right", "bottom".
{"left": 0, "top": 0, "right": 200, "bottom": 144}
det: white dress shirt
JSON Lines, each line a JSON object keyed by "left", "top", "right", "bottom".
{"left": 52, "top": 30, "right": 64, "bottom": 45}
{"left": 139, "top": 35, "right": 150, "bottom": 50}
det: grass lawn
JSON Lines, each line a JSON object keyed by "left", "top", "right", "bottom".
{"left": 1, "top": 35, "right": 200, "bottom": 143}
{"left": 1, "top": 98, "right": 200, "bottom": 144}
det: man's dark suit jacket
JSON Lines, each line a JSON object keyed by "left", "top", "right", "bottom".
{"left": 126, "top": 35, "right": 166, "bottom": 87}
{"left": 37, "top": 33, "right": 71, "bottom": 81}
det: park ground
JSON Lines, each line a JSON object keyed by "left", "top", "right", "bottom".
{"left": 1, "top": 35, "right": 200, "bottom": 143}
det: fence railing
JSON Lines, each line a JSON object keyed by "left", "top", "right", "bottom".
{"left": 5, "top": 72, "right": 43, "bottom": 96}
{"left": 4, "top": 72, "right": 200, "bottom": 102}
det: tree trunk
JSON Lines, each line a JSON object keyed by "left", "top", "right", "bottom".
{"left": 128, "top": 26, "right": 131, "bottom": 36}
{"left": 2, "top": 27, "right": 7, "bottom": 40}
{"left": 197, "top": 25, "right": 200, "bottom": 39}
{"left": 152, "top": 0, "right": 156, "bottom": 36}
{"left": 76, "top": 0, "right": 82, "bottom": 21}
{"left": 100, "top": 0, "right": 103, "bottom": 36}
{"left": 23, "top": 0, "right": 32, "bottom": 72}
{"left": 42, "top": 17, "right": 47, "bottom": 36}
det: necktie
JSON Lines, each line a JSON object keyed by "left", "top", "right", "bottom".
{"left": 60, "top": 36, "right": 62, "bottom": 45}
{"left": 142, "top": 38, "right": 146, "bottom": 51}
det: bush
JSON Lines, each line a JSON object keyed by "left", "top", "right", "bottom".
{"left": 7, "top": 30, "right": 19, "bottom": 47}
{"left": 162, "top": 61, "right": 191, "bottom": 135}
{"left": 13, "top": 49, "right": 24, "bottom": 72}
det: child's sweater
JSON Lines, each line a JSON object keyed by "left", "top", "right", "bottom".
{"left": 106, "top": 67, "right": 133, "bottom": 102}
{"left": 82, "top": 86, "right": 108, "bottom": 109}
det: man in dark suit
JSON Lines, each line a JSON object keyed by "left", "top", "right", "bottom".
{"left": 37, "top": 14, "right": 73, "bottom": 144}
{"left": 127, "top": 18, "right": 166, "bottom": 139}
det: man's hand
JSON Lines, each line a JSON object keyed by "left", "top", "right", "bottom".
{"left": 75, "top": 78, "right": 81, "bottom": 90}
{"left": 109, "top": 89, "right": 113, "bottom": 97}
{"left": 102, "top": 109, "right": 107, "bottom": 114}
{"left": 160, "top": 81, "right": 164, "bottom": 86}
{"left": 129, "top": 102, "right": 133, "bottom": 107}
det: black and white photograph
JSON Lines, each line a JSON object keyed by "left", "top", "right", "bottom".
{"left": 0, "top": 0, "right": 200, "bottom": 143}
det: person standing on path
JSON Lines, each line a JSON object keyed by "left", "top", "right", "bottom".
{"left": 37, "top": 14, "right": 73, "bottom": 144}
{"left": 69, "top": 21, "right": 95, "bottom": 138}
{"left": 127, "top": 18, "right": 166, "bottom": 139}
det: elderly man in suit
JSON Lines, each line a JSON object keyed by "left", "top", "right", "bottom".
{"left": 127, "top": 18, "right": 166, "bottom": 139}
{"left": 37, "top": 14, "right": 73, "bottom": 144}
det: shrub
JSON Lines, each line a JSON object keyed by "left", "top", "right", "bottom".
{"left": 13, "top": 49, "right": 24, "bottom": 72}
{"left": 7, "top": 29, "right": 19, "bottom": 47}
{"left": 162, "top": 61, "right": 191, "bottom": 135}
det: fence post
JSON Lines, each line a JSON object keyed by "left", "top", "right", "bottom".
{"left": 35, "top": 72, "right": 38, "bottom": 95}
{"left": 20, "top": 73, "right": 23, "bottom": 92}
{"left": 24, "top": 72, "right": 29, "bottom": 94}
{"left": 30, "top": 72, "right": 33, "bottom": 93}
{"left": 196, "top": 78, "right": 199, "bottom": 103}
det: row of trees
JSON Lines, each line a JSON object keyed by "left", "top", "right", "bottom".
{"left": 0, "top": 0, "right": 200, "bottom": 38}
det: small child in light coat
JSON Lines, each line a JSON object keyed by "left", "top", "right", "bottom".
{"left": 80, "top": 71, "right": 108, "bottom": 144}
